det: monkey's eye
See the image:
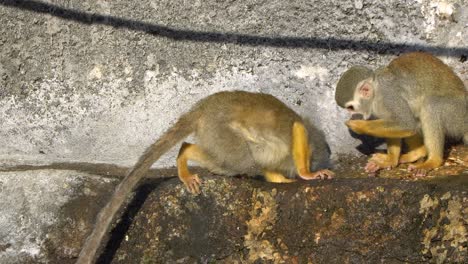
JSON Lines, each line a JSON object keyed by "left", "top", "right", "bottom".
{"left": 346, "top": 105, "right": 355, "bottom": 111}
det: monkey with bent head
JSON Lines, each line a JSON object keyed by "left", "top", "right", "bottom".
{"left": 77, "top": 90, "right": 334, "bottom": 264}
{"left": 335, "top": 52, "right": 467, "bottom": 176}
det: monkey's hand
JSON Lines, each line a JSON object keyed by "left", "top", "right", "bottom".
{"left": 365, "top": 153, "right": 399, "bottom": 176}
{"left": 180, "top": 174, "right": 202, "bottom": 194}
{"left": 298, "top": 169, "right": 334, "bottom": 180}
{"left": 345, "top": 120, "right": 367, "bottom": 134}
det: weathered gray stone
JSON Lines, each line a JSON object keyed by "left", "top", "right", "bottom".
{"left": 0, "top": 170, "right": 118, "bottom": 264}
{"left": 104, "top": 176, "right": 468, "bottom": 263}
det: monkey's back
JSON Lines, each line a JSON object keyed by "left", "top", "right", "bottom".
{"left": 196, "top": 90, "right": 302, "bottom": 127}
{"left": 384, "top": 52, "right": 467, "bottom": 138}
{"left": 192, "top": 91, "right": 303, "bottom": 176}
{"left": 386, "top": 52, "right": 466, "bottom": 96}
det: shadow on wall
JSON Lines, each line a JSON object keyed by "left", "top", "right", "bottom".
{"left": 1, "top": 0, "right": 468, "bottom": 58}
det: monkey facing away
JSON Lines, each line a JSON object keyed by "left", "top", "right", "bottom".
{"left": 335, "top": 52, "right": 467, "bottom": 176}
{"left": 77, "top": 90, "right": 334, "bottom": 263}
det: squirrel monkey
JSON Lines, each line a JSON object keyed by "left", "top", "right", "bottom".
{"left": 335, "top": 52, "right": 467, "bottom": 176}
{"left": 77, "top": 90, "right": 334, "bottom": 263}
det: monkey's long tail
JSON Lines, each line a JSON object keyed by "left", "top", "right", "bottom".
{"left": 76, "top": 109, "right": 201, "bottom": 264}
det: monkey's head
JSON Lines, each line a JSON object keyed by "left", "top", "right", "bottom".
{"left": 335, "top": 66, "right": 375, "bottom": 119}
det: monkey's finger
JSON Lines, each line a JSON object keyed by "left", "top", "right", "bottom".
{"left": 414, "top": 169, "right": 428, "bottom": 177}
{"left": 313, "top": 174, "right": 324, "bottom": 180}
{"left": 407, "top": 165, "right": 428, "bottom": 177}
{"left": 184, "top": 180, "right": 199, "bottom": 194}
{"left": 313, "top": 173, "right": 324, "bottom": 180}
{"left": 322, "top": 170, "right": 334, "bottom": 179}
{"left": 418, "top": 171, "right": 428, "bottom": 177}
{"left": 184, "top": 182, "right": 194, "bottom": 194}
{"left": 299, "top": 172, "right": 320, "bottom": 180}
{"left": 189, "top": 183, "right": 199, "bottom": 194}
{"left": 314, "top": 170, "right": 334, "bottom": 180}
{"left": 190, "top": 180, "right": 201, "bottom": 194}
{"left": 193, "top": 174, "right": 202, "bottom": 185}
{"left": 365, "top": 161, "right": 380, "bottom": 173}
{"left": 185, "top": 183, "right": 195, "bottom": 194}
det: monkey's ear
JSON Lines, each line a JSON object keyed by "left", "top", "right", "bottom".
{"left": 358, "top": 82, "right": 373, "bottom": 99}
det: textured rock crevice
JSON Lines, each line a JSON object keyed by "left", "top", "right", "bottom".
{"left": 0, "top": 160, "right": 467, "bottom": 263}
{"left": 107, "top": 176, "right": 467, "bottom": 263}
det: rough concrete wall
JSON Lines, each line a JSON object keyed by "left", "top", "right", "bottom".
{"left": 0, "top": 0, "right": 466, "bottom": 168}
{"left": 0, "top": 170, "right": 118, "bottom": 263}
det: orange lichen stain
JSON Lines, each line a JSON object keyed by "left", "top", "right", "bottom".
{"left": 244, "top": 189, "right": 281, "bottom": 262}
{"left": 303, "top": 187, "right": 319, "bottom": 201}
{"left": 346, "top": 190, "right": 377, "bottom": 204}
{"left": 420, "top": 193, "right": 467, "bottom": 263}
{"left": 314, "top": 233, "right": 321, "bottom": 244}
{"left": 419, "top": 194, "right": 440, "bottom": 217}
{"left": 314, "top": 212, "right": 323, "bottom": 222}
{"left": 390, "top": 189, "right": 403, "bottom": 198}
{"left": 389, "top": 214, "right": 406, "bottom": 231}
{"left": 330, "top": 208, "right": 346, "bottom": 231}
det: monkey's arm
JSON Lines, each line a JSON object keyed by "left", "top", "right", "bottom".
{"left": 346, "top": 119, "right": 416, "bottom": 138}
{"left": 292, "top": 122, "right": 334, "bottom": 179}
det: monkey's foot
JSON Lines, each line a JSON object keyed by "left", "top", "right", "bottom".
{"left": 180, "top": 174, "right": 202, "bottom": 194}
{"left": 407, "top": 159, "right": 443, "bottom": 177}
{"left": 299, "top": 169, "right": 334, "bottom": 180}
{"left": 264, "top": 171, "right": 296, "bottom": 183}
{"left": 407, "top": 165, "right": 429, "bottom": 177}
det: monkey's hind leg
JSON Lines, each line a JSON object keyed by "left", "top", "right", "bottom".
{"left": 264, "top": 171, "right": 296, "bottom": 183}
{"left": 399, "top": 134, "right": 427, "bottom": 164}
{"left": 177, "top": 142, "right": 218, "bottom": 194}
{"left": 292, "top": 122, "right": 334, "bottom": 180}
{"left": 366, "top": 138, "right": 401, "bottom": 175}
{"left": 408, "top": 109, "right": 444, "bottom": 177}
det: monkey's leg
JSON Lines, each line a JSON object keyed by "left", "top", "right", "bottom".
{"left": 264, "top": 171, "right": 296, "bottom": 183}
{"left": 177, "top": 142, "right": 217, "bottom": 194}
{"left": 399, "top": 134, "right": 427, "bottom": 164}
{"left": 366, "top": 138, "right": 401, "bottom": 174}
{"left": 408, "top": 114, "right": 444, "bottom": 177}
{"left": 292, "top": 122, "right": 334, "bottom": 180}
{"left": 346, "top": 119, "right": 416, "bottom": 138}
